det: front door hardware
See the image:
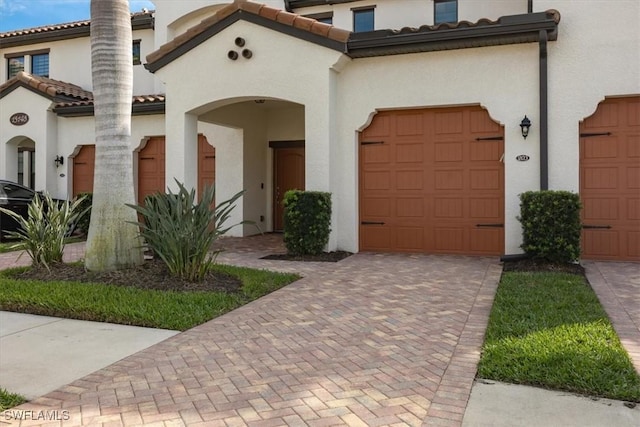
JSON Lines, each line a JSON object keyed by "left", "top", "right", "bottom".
{"left": 361, "top": 141, "right": 385, "bottom": 145}
{"left": 582, "top": 224, "right": 612, "bottom": 229}
{"left": 580, "top": 132, "right": 612, "bottom": 138}
{"left": 361, "top": 221, "right": 385, "bottom": 225}
{"left": 476, "top": 223, "right": 504, "bottom": 227}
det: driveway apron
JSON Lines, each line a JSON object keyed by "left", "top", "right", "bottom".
{"left": 4, "top": 236, "right": 502, "bottom": 426}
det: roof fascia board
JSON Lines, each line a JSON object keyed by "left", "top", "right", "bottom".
{"left": 54, "top": 101, "right": 166, "bottom": 117}
{"left": 0, "top": 14, "right": 153, "bottom": 49}
{"left": 288, "top": 0, "right": 360, "bottom": 8}
{"left": 347, "top": 12, "right": 558, "bottom": 58}
{"left": 0, "top": 81, "right": 55, "bottom": 101}
{"left": 146, "top": 10, "right": 345, "bottom": 73}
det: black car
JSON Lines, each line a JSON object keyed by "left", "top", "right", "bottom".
{"left": 0, "top": 180, "right": 39, "bottom": 242}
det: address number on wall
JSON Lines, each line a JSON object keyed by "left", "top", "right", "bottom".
{"left": 10, "top": 112, "right": 29, "bottom": 126}
{"left": 516, "top": 154, "right": 530, "bottom": 161}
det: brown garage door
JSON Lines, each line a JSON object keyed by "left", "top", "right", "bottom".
{"left": 359, "top": 106, "right": 504, "bottom": 255}
{"left": 138, "top": 136, "right": 165, "bottom": 203}
{"left": 73, "top": 145, "right": 95, "bottom": 197}
{"left": 580, "top": 96, "right": 640, "bottom": 261}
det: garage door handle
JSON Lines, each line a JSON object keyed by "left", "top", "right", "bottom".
{"left": 582, "top": 224, "right": 612, "bottom": 229}
{"left": 361, "top": 221, "right": 385, "bottom": 225}
{"left": 476, "top": 223, "right": 504, "bottom": 228}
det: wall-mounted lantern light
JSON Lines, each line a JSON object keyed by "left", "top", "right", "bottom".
{"left": 54, "top": 155, "right": 64, "bottom": 167}
{"left": 520, "top": 115, "right": 532, "bottom": 139}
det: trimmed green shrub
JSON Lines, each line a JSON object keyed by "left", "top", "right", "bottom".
{"left": 128, "top": 180, "right": 243, "bottom": 282}
{"left": 518, "top": 190, "right": 582, "bottom": 263}
{"left": 283, "top": 190, "right": 331, "bottom": 256}
{"left": 73, "top": 192, "right": 92, "bottom": 234}
{"left": 0, "top": 192, "right": 87, "bottom": 269}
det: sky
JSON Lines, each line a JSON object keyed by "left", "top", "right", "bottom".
{"left": 0, "top": 0, "right": 156, "bottom": 32}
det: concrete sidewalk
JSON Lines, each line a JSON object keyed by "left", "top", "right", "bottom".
{"left": 0, "top": 312, "right": 178, "bottom": 400}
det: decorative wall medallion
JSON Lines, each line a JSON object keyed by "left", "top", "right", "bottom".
{"left": 516, "top": 154, "right": 530, "bottom": 162}
{"left": 10, "top": 112, "right": 29, "bottom": 126}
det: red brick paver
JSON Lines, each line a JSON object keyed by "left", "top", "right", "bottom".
{"left": 584, "top": 261, "right": 640, "bottom": 375}
{"left": 4, "top": 236, "right": 501, "bottom": 427}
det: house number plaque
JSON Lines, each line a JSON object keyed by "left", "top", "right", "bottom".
{"left": 516, "top": 154, "right": 530, "bottom": 161}
{"left": 10, "top": 112, "right": 29, "bottom": 126}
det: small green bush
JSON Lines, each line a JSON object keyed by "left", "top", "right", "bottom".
{"left": 0, "top": 192, "right": 87, "bottom": 269}
{"left": 518, "top": 190, "right": 582, "bottom": 263}
{"left": 283, "top": 190, "right": 331, "bottom": 256}
{"left": 128, "top": 180, "right": 243, "bottom": 282}
{"left": 73, "top": 192, "right": 92, "bottom": 234}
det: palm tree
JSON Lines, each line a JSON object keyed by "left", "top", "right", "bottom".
{"left": 85, "top": 0, "right": 143, "bottom": 271}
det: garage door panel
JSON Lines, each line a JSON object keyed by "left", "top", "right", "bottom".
{"left": 396, "top": 142, "right": 424, "bottom": 163}
{"left": 396, "top": 170, "right": 424, "bottom": 190}
{"left": 627, "top": 167, "right": 640, "bottom": 188}
{"left": 364, "top": 115, "right": 390, "bottom": 137}
{"left": 470, "top": 229, "right": 503, "bottom": 253}
{"left": 435, "top": 170, "right": 464, "bottom": 190}
{"left": 583, "top": 167, "right": 618, "bottom": 189}
{"left": 362, "top": 197, "right": 391, "bottom": 217}
{"left": 397, "top": 198, "right": 424, "bottom": 217}
{"left": 469, "top": 198, "right": 501, "bottom": 219}
{"left": 583, "top": 198, "right": 619, "bottom": 220}
{"left": 434, "top": 198, "right": 463, "bottom": 219}
{"left": 470, "top": 141, "right": 501, "bottom": 161}
{"left": 470, "top": 169, "right": 501, "bottom": 190}
{"left": 580, "top": 96, "right": 640, "bottom": 261}
{"left": 582, "top": 136, "right": 618, "bottom": 160}
{"left": 434, "top": 227, "right": 465, "bottom": 251}
{"left": 361, "top": 226, "right": 391, "bottom": 251}
{"left": 396, "top": 113, "right": 424, "bottom": 136}
{"left": 435, "top": 111, "right": 464, "bottom": 135}
{"left": 364, "top": 171, "right": 391, "bottom": 190}
{"left": 362, "top": 144, "right": 390, "bottom": 163}
{"left": 435, "top": 142, "right": 463, "bottom": 162}
{"left": 396, "top": 227, "right": 424, "bottom": 250}
{"left": 627, "top": 102, "right": 640, "bottom": 126}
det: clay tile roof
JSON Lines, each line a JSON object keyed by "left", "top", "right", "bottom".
{"left": 146, "top": 0, "right": 350, "bottom": 71}
{"left": 0, "top": 71, "right": 92, "bottom": 101}
{"left": 0, "top": 19, "right": 91, "bottom": 39}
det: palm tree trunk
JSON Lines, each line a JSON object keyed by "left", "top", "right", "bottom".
{"left": 85, "top": 0, "right": 143, "bottom": 271}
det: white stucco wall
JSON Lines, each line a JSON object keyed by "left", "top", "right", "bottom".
{"left": 155, "top": 19, "right": 343, "bottom": 243}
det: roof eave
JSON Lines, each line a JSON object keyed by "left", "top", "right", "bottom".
{"left": 53, "top": 101, "right": 166, "bottom": 117}
{"left": 146, "top": 9, "right": 345, "bottom": 74}
{"left": 347, "top": 11, "right": 559, "bottom": 58}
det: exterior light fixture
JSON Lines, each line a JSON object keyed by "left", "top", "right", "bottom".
{"left": 254, "top": 99, "right": 266, "bottom": 104}
{"left": 54, "top": 155, "right": 64, "bottom": 167}
{"left": 520, "top": 115, "right": 532, "bottom": 139}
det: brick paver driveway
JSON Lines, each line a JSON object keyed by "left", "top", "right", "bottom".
{"left": 6, "top": 235, "right": 502, "bottom": 426}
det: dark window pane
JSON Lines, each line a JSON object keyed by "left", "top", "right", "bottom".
{"left": 318, "top": 17, "right": 333, "bottom": 24}
{"left": 133, "top": 40, "right": 141, "bottom": 65}
{"left": 435, "top": 0, "right": 457, "bottom": 24}
{"left": 354, "top": 8, "right": 374, "bottom": 32}
{"left": 8, "top": 56, "right": 24, "bottom": 78}
{"left": 31, "top": 53, "right": 49, "bottom": 77}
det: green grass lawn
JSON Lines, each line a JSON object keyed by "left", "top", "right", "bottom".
{"left": 0, "top": 264, "right": 299, "bottom": 331}
{"left": 0, "top": 388, "right": 26, "bottom": 411}
{"left": 478, "top": 271, "right": 640, "bottom": 402}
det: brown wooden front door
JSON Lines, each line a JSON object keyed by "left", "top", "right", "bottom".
{"left": 580, "top": 96, "right": 640, "bottom": 261}
{"left": 359, "top": 106, "right": 504, "bottom": 255}
{"left": 198, "top": 134, "right": 215, "bottom": 197}
{"left": 273, "top": 146, "right": 305, "bottom": 231}
{"left": 73, "top": 145, "right": 95, "bottom": 197}
{"left": 138, "top": 136, "right": 165, "bottom": 203}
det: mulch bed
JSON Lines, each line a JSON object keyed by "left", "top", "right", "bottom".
{"left": 261, "top": 251, "right": 352, "bottom": 262}
{"left": 10, "top": 258, "right": 242, "bottom": 293}
{"left": 502, "top": 257, "right": 585, "bottom": 275}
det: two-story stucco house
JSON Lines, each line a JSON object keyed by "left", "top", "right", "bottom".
{"left": 1, "top": 0, "right": 638, "bottom": 261}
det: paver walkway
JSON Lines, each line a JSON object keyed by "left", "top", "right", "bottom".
{"left": 584, "top": 261, "right": 640, "bottom": 375}
{"left": 1, "top": 235, "right": 502, "bottom": 426}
